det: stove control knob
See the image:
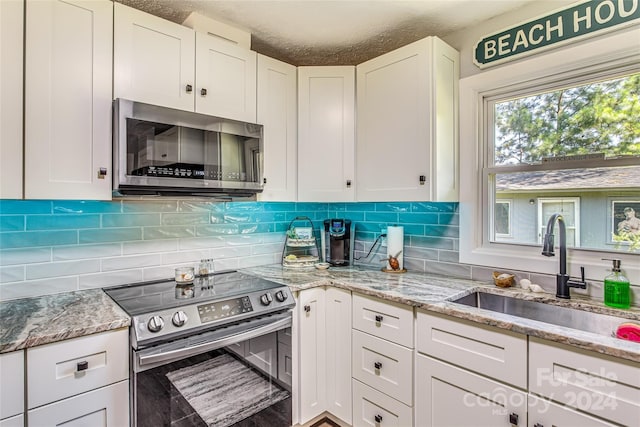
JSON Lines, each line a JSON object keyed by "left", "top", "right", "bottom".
{"left": 260, "top": 292, "right": 273, "bottom": 306}
{"left": 147, "top": 315, "right": 164, "bottom": 333}
{"left": 275, "top": 290, "right": 288, "bottom": 302}
{"left": 172, "top": 311, "right": 188, "bottom": 327}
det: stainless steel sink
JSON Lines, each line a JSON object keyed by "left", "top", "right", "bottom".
{"left": 450, "top": 291, "right": 627, "bottom": 337}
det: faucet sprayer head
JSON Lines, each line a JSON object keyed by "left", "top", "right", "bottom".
{"left": 541, "top": 233, "right": 555, "bottom": 256}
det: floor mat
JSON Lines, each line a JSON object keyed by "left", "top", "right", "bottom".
{"left": 166, "top": 353, "right": 290, "bottom": 427}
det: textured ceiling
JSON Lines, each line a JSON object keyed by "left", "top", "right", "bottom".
{"left": 117, "top": 0, "right": 537, "bottom": 66}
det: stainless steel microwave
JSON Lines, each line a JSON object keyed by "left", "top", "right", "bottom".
{"left": 113, "top": 99, "right": 263, "bottom": 197}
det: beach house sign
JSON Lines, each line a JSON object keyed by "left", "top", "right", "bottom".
{"left": 474, "top": 0, "right": 640, "bottom": 68}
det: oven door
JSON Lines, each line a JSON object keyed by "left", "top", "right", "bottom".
{"left": 132, "top": 311, "right": 292, "bottom": 427}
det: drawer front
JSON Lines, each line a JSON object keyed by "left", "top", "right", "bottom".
{"left": 27, "top": 328, "right": 129, "bottom": 409}
{"left": 0, "top": 351, "right": 24, "bottom": 419}
{"left": 352, "top": 293, "right": 413, "bottom": 348}
{"left": 28, "top": 380, "right": 129, "bottom": 427}
{"left": 352, "top": 330, "right": 413, "bottom": 405}
{"left": 352, "top": 379, "right": 412, "bottom": 427}
{"left": 416, "top": 310, "right": 527, "bottom": 389}
{"left": 529, "top": 337, "right": 640, "bottom": 427}
{"left": 528, "top": 394, "right": 618, "bottom": 427}
{"left": 0, "top": 414, "right": 23, "bottom": 427}
{"left": 416, "top": 354, "right": 527, "bottom": 427}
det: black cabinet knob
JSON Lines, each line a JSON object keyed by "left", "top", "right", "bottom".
{"left": 346, "top": 180, "right": 352, "bottom": 188}
{"left": 77, "top": 361, "right": 89, "bottom": 372}
{"left": 186, "top": 84, "right": 193, "bottom": 93}
{"left": 509, "top": 413, "right": 519, "bottom": 425}
{"left": 533, "top": 424, "right": 544, "bottom": 427}
{"left": 97, "top": 167, "right": 107, "bottom": 179}
{"left": 374, "top": 361, "right": 382, "bottom": 370}
{"left": 419, "top": 175, "right": 426, "bottom": 185}
{"left": 375, "top": 315, "right": 383, "bottom": 322}
{"left": 374, "top": 414, "right": 383, "bottom": 423}
{"left": 201, "top": 88, "right": 207, "bottom": 96}
{"left": 304, "top": 305, "right": 311, "bottom": 312}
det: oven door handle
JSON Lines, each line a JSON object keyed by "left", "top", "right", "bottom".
{"left": 137, "top": 315, "right": 291, "bottom": 368}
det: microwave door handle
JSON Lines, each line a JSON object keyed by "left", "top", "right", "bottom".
{"left": 137, "top": 315, "right": 292, "bottom": 368}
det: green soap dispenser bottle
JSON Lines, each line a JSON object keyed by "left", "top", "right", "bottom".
{"left": 603, "top": 259, "right": 630, "bottom": 309}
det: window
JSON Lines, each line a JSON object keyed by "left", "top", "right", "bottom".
{"left": 459, "top": 28, "right": 640, "bottom": 283}
{"left": 494, "top": 200, "right": 512, "bottom": 238}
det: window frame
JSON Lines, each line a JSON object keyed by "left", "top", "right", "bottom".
{"left": 459, "top": 27, "right": 640, "bottom": 285}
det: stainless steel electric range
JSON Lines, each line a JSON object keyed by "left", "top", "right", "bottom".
{"left": 104, "top": 270, "right": 295, "bottom": 427}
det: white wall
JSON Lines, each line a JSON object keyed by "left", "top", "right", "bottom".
{"left": 443, "top": 0, "right": 578, "bottom": 78}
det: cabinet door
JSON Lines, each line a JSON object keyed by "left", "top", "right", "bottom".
{"left": 195, "top": 32, "right": 257, "bottom": 122}
{"left": 114, "top": 2, "right": 195, "bottom": 112}
{"left": 298, "top": 287, "right": 327, "bottom": 424}
{"left": 528, "top": 394, "right": 618, "bottom": 427}
{"left": 0, "top": 351, "right": 24, "bottom": 420}
{"left": 298, "top": 66, "right": 355, "bottom": 202}
{"left": 325, "top": 287, "right": 352, "bottom": 424}
{"left": 356, "top": 37, "right": 459, "bottom": 202}
{"left": 529, "top": 337, "right": 640, "bottom": 427}
{"left": 0, "top": 414, "right": 23, "bottom": 427}
{"left": 0, "top": 0, "right": 23, "bottom": 199}
{"left": 257, "top": 54, "right": 297, "bottom": 201}
{"left": 356, "top": 38, "right": 430, "bottom": 202}
{"left": 416, "top": 354, "right": 527, "bottom": 427}
{"left": 25, "top": 0, "right": 112, "bottom": 200}
{"left": 27, "top": 380, "right": 129, "bottom": 427}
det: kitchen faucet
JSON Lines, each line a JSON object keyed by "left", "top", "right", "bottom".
{"left": 541, "top": 213, "right": 587, "bottom": 299}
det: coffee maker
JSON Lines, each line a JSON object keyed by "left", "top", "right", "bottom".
{"left": 321, "top": 219, "right": 354, "bottom": 266}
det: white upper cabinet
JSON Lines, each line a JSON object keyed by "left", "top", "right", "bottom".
{"left": 297, "top": 66, "right": 355, "bottom": 202}
{"left": 114, "top": 3, "right": 257, "bottom": 122}
{"left": 0, "top": 0, "right": 23, "bottom": 199}
{"left": 356, "top": 36, "right": 459, "bottom": 201}
{"left": 25, "top": 0, "right": 113, "bottom": 200}
{"left": 257, "top": 54, "right": 297, "bottom": 201}
{"left": 114, "top": 3, "right": 195, "bottom": 112}
{"left": 196, "top": 32, "right": 256, "bottom": 122}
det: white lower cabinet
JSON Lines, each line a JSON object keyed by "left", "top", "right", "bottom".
{"left": 352, "top": 379, "right": 412, "bottom": 427}
{"left": 297, "top": 287, "right": 352, "bottom": 425}
{"left": 27, "top": 380, "right": 129, "bottom": 427}
{"left": 0, "top": 415, "right": 24, "bottom": 427}
{"left": 416, "top": 354, "right": 527, "bottom": 427}
{"left": 0, "top": 351, "right": 24, "bottom": 423}
{"left": 529, "top": 337, "right": 640, "bottom": 427}
{"left": 26, "top": 328, "right": 129, "bottom": 427}
{"left": 527, "top": 394, "right": 618, "bottom": 427}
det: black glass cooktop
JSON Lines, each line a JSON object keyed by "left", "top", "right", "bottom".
{"left": 104, "top": 270, "right": 284, "bottom": 316}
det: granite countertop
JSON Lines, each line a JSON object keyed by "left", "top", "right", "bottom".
{"left": 1, "top": 265, "right": 638, "bottom": 363}
{"left": 0, "top": 289, "right": 130, "bottom": 353}
{"left": 243, "top": 264, "right": 640, "bottom": 363}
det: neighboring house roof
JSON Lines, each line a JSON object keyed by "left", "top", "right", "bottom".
{"left": 496, "top": 165, "right": 640, "bottom": 192}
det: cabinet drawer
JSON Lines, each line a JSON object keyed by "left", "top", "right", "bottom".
{"left": 27, "top": 328, "right": 129, "bottom": 409}
{"left": 352, "top": 294, "right": 413, "bottom": 348}
{"left": 529, "top": 337, "right": 640, "bottom": 427}
{"left": 528, "top": 394, "right": 618, "bottom": 427}
{"left": 0, "top": 414, "right": 23, "bottom": 427}
{"left": 352, "top": 379, "right": 412, "bottom": 427}
{"left": 28, "top": 380, "right": 129, "bottom": 427}
{"left": 352, "top": 330, "right": 413, "bottom": 406}
{"left": 416, "top": 310, "right": 527, "bottom": 389}
{"left": 0, "top": 351, "right": 24, "bottom": 420}
{"left": 416, "top": 354, "right": 527, "bottom": 427}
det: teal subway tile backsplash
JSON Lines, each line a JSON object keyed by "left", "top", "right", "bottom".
{"left": 0, "top": 200, "right": 52, "bottom": 214}
{"left": 1, "top": 230, "right": 77, "bottom": 248}
{"left": 0, "top": 216, "right": 24, "bottom": 232}
{"left": 26, "top": 214, "right": 100, "bottom": 230}
{"left": 0, "top": 199, "right": 460, "bottom": 300}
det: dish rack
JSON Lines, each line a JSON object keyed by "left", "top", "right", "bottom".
{"left": 282, "top": 216, "right": 320, "bottom": 268}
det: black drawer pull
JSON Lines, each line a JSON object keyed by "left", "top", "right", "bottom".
{"left": 374, "top": 361, "right": 382, "bottom": 370}
{"left": 186, "top": 84, "right": 193, "bottom": 93}
{"left": 375, "top": 315, "right": 383, "bottom": 322}
{"left": 304, "top": 305, "right": 311, "bottom": 313}
{"left": 201, "top": 88, "right": 207, "bottom": 96}
{"left": 533, "top": 424, "right": 543, "bottom": 427}
{"left": 374, "top": 414, "right": 383, "bottom": 423}
{"left": 509, "top": 413, "right": 519, "bottom": 425}
{"left": 77, "top": 361, "right": 89, "bottom": 372}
